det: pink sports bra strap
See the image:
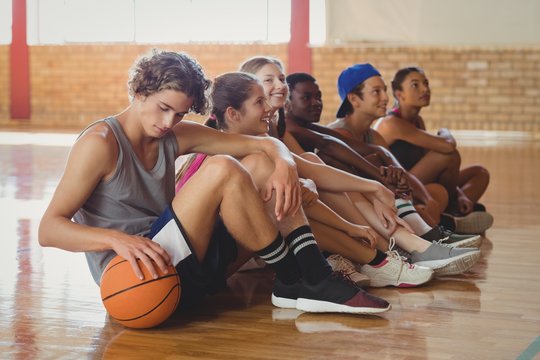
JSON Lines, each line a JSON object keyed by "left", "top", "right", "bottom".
{"left": 175, "top": 153, "right": 208, "bottom": 193}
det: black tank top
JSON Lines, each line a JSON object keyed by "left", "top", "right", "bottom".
{"left": 389, "top": 140, "right": 425, "bottom": 171}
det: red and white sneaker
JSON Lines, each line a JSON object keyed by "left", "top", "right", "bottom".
{"left": 295, "top": 272, "right": 391, "bottom": 314}
{"left": 272, "top": 272, "right": 391, "bottom": 315}
{"left": 360, "top": 238, "right": 434, "bottom": 288}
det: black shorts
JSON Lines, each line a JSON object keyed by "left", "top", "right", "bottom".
{"left": 148, "top": 206, "right": 238, "bottom": 310}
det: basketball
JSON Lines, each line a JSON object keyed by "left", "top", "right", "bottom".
{"left": 100, "top": 255, "right": 181, "bottom": 329}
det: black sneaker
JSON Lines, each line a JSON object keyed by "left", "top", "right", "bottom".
{"left": 295, "top": 272, "right": 391, "bottom": 314}
{"left": 271, "top": 279, "right": 304, "bottom": 309}
{"left": 439, "top": 213, "right": 457, "bottom": 232}
{"left": 437, "top": 226, "right": 482, "bottom": 248}
{"left": 423, "top": 225, "right": 482, "bottom": 248}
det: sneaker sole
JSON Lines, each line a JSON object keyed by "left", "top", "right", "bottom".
{"left": 352, "top": 278, "right": 371, "bottom": 288}
{"left": 414, "top": 250, "right": 481, "bottom": 276}
{"left": 446, "top": 235, "right": 482, "bottom": 248}
{"left": 295, "top": 298, "right": 391, "bottom": 314}
{"left": 368, "top": 270, "right": 434, "bottom": 288}
{"left": 271, "top": 294, "right": 297, "bottom": 309}
{"left": 454, "top": 212, "right": 494, "bottom": 234}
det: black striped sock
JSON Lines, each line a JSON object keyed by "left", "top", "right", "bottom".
{"left": 256, "top": 233, "right": 301, "bottom": 285}
{"left": 285, "top": 225, "right": 331, "bottom": 285}
{"left": 368, "top": 249, "right": 387, "bottom": 266}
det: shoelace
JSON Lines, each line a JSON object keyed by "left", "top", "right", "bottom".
{"left": 386, "top": 238, "right": 414, "bottom": 277}
{"left": 433, "top": 239, "right": 454, "bottom": 248}
{"left": 329, "top": 255, "right": 357, "bottom": 275}
{"left": 386, "top": 237, "right": 408, "bottom": 262}
{"left": 438, "top": 226, "right": 454, "bottom": 242}
{"left": 330, "top": 270, "right": 357, "bottom": 287}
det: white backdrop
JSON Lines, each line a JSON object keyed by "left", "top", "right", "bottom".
{"left": 325, "top": 0, "right": 540, "bottom": 45}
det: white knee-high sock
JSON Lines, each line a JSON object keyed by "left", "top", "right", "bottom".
{"left": 395, "top": 198, "right": 432, "bottom": 236}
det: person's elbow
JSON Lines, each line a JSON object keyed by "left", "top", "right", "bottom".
{"left": 318, "top": 135, "right": 348, "bottom": 154}
{"left": 38, "top": 216, "right": 55, "bottom": 247}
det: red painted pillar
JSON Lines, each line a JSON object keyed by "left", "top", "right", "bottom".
{"left": 10, "top": 0, "right": 30, "bottom": 119}
{"left": 288, "top": 0, "right": 311, "bottom": 74}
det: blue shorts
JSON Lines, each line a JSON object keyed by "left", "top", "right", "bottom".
{"left": 148, "top": 205, "right": 238, "bottom": 310}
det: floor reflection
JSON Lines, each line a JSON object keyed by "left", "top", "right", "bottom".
{"left": 1, "top": 132, "right": 539, "bottom": 359}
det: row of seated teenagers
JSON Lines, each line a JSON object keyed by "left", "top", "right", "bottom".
{"left": 284, "top": 64, "right": 493, "bottom": 236}
{"left": 40, "top": 50, "right": 396, "bottom": 315}
{"left": 175, "top": 57, "right": 489, "bottom": 289}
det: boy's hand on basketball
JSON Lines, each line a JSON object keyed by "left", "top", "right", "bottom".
{"left": 263, "top": 160, "right": 301, "bottom": 221}
{"left": 112, "top": 233, "right": 172, "bottom": 280}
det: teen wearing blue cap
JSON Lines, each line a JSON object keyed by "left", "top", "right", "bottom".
{"left": 281, "top": 71, "right": 482, "bottom": 267}
{"left": 328, "top": 63, "right": 447, "bottom": 225}
{"left": 328, "top": 64, "right": 479, "bottom": 243}
{"left": 336, "top": 63, "right": 381, "bottom": 118}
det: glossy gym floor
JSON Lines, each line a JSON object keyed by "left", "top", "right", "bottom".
{"left": 0, "top": 131, "right": 539, "bottom": 359}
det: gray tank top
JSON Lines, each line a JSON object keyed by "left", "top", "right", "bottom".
{"left": 73, "top": 117, "right": 179, "bottom": 284}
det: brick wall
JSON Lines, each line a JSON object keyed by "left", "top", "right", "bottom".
{"left": 0, "top": 44, "right": 287, "bottom": 129}
{"left": 1, "top": 43, "right": 540, "bottom": 133}
{"left": 313, "top": 45, "right": 540, "bottom": 133}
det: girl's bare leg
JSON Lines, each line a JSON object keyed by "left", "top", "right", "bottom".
{"left": 173, "top": 155, "right": 278, "bottom": 262}
{"left": 458, "top": 165, "right": 490, "bottom": 204}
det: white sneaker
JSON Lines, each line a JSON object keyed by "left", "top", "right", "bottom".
{"left": 326, "top": 254, "right": 370, "bottom": 287}
{"left": 360, "top": 238, "right": 434, "bottom": 288}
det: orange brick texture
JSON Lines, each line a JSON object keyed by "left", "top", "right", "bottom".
{"left": 1, "top": 44, "right": 540, "bottom": 133}
{"left": 313, "top": 45, "right": 540, "bottom": 133}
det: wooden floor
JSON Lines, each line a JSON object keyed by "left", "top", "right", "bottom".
{"left": 1, "top": 131, "right": 539, "bottom": 360}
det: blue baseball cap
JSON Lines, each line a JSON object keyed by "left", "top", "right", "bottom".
{"left": 336, "top": 63, "right": 381, "bottom": 118}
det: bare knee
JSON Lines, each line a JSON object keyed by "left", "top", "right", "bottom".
{"left": 201, "top": 155, "right": 250, "bottom": 184}
{"left": 448, "top": 150, "right": 461, "bottom": 168}
{"left": 467, "top": 165, "right": 490, "bottom": 184}
{"left": 300, "top": 152, "right": 323, "bottom": 164}
{"left": 240, "top": 152, "right": 274, "bottom": 188}
{"left": 475, "top": 165, "right": 489, "bottom": 183}
{"left": 427, "top": 149, "right": 461, "bottom": 170}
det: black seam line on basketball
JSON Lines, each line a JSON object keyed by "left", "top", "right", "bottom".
{"left": 112, "top": 284, "right": 180, "bottom": 322}
{"left": 102, "top": 273, "right": 180, "bottom": 302}
{"left": 104, "top": 259, "right": 129, "bottom": 274}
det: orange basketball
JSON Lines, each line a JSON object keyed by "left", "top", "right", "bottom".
{"left": 100, "top": 255, "right": 181, "bottom": 329}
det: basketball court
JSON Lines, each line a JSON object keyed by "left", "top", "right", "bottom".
{"left": 1, "top": 1, "right": 539, "bottom": 359}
